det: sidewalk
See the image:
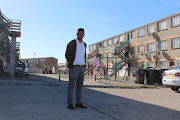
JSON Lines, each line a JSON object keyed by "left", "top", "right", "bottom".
{"left": 0, "top": 74, "right": 178, "bottom": 120}
{"left": 38, "top": 74, "right": 163, "bottom": 89}
{"left": 0, "top": 74, "right": 114, "bottom": 120}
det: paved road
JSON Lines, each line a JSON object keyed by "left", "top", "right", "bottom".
{"left": 0, "top": 74, "right": 180, "bottom": 120}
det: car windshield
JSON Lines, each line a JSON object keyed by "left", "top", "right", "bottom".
{"left": 172, "top": 65, "right": 180, "bottom": 70}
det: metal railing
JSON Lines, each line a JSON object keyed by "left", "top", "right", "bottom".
{"left": 8, "top": 19, "right": 21, "bottom": 33}
{"left": 0, "top": 12, "right": 22, "bottom": 76}
{"left": 110, "top": 40, "right": 129, "bottom": 76}
{"left": 0, "top": 12, "right": 9, "bottom": 25}
{"left": 0, "top": 12, "right": 21, "bottom": 35}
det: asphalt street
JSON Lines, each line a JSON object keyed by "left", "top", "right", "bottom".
{"left": 0, "top": 74, "right": 180, "bottom": 120}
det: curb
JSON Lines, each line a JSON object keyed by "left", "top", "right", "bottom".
{"left": 84, "top": 85, "right": 155, "bottom": 89}
{"left": 31, "top": 74, "right": 164, "bottom": 89}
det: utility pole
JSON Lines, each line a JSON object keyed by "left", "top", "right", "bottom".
{"left": 155, "top": 32, "right": 158, "bottom": 67}
{"left": 154, "top": 23, "right": 159, "bottom": 68}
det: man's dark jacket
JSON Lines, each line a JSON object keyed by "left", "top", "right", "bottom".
{"left": 65, "top": 39, "right": 87, "bottom": 68}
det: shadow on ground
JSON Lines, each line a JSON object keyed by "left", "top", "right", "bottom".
{"left": 0, "top": 74, "right": 179, "bottom": 120}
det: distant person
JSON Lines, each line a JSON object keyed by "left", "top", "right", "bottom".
{"left": 104, "top": 66, "right": 106, "bottom": 77}
{"left": 65, "top": 28, "right": 87, "bottom": 110}
{"left": 0, "top": 58, "right": 3, "bottom": 74}
{"left": 89, "top": 64, "right": 93, "bottom": 76}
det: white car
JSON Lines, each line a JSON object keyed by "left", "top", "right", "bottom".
{"left": 162, "top": 65, "right": 180, "bottom": 91}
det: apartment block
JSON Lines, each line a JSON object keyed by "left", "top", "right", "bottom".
{"left": 88, "top": 12, "right": 180, "bottom": 76}
{"left": 20, "top": 57, "right": 58, "bottom": 73}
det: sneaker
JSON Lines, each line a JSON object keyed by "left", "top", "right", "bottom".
{"left": 75, "top": 103, "right": 87, "bottom": 109}
{"left": 68, "top": 104, "right": 76, "bottom": 110}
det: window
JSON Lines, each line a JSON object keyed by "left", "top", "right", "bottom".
{"left": 125, "top": 33, "right": 129, "bottom": 40}
{"left": 147, "top": 24, "right": 155, "bottom": 34}
{"left": 172, "top": 37, "right": 180, "bottom": 48}
{"left": 147, "top": 43, "right": 155, "bottom": 52}
{"left": 159, "top": 61, "right": 167, "bottom": 68}
{"left": 177, "top": 60, "right": 180, "bottom": 66}
{"left": 138, "top": 62, "right": 145, "bottom": 68}
{"left": 99, "top": 42, "right": 102, "bottom": 48}
{"left": 160, "top": 40, "right": 167, "bottom": 50}
{"left": 172, "top": 15, "right": 180, "bottom": 27}
{"left": 131, "top": 31, "right": 136, "bottom": 39}
{"left": 90, "top": 46, "right": 92, "bottom": 51}
{"left": 103, "top": 41, "right": 107, "bottom": 47}
{"left": 138, "top": 28, "right": 144, "bottom": 37}
{"left": 130, "top": 47, "right": 135, "bottom": 55}
{"left": 93, "top": 44, "right": 96, "bottom": 50}
{"left": 107, "top": 53, "right": 112, "bottom": 57}
{"left": 119, "top": 35, "right": 123, "bottom": 42}
{"left": 108, "top": 39, "right": 111, "bottom": 46}
{"left": 158, "top": 20, "right": 167, "bottom": 31}
{"left": 147, "top": 62, "right": 155, "bottom": 67}
{"left": 138, "top": 45, "right": 145, "bottom": 53}
{"left": 113, "top": 37, "right": 117, "bottom": 44}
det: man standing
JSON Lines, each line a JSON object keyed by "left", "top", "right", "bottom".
{"left": 65, "top": 28, "right": 87, "bottom": 110}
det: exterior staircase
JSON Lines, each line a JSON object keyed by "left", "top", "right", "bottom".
{"left": 110, "top": 40, "right": 129, "bottom": 76}
{"left": 0, "top": 11, "right": 23, "bottom": 76}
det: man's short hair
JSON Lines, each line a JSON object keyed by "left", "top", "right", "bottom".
{"left": 78, "top": 28, "right": 84, "bottom": 32}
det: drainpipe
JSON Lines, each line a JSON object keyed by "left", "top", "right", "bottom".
{"left": 155, "top": 27, "right": 158, "bottom": 68}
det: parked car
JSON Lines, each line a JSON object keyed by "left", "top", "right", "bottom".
{"left": 3, "top": 66, "right": 10, "bottom": 74}
{"left": 162, "top": 65, "right": 180, "bottom": 91}
{"left": 15, "top": 67, "right": 24, "bottom": 76}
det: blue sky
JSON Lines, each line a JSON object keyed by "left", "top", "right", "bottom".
{"left": 1, "top": 0, "right": 180, "bottom": 63}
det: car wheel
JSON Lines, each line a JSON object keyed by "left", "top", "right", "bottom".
{"left": 171, "top": 86, "right": 180, "bottom": 91}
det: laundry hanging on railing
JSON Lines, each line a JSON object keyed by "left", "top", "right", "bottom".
{"left": 93, "top": 57, "right": 101, "bottom": 67}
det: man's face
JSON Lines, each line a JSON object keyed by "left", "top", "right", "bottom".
{"left": 77, "top": 31, "right": 85, "bottom": 40}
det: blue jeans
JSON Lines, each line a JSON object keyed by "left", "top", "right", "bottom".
{"left": 67, "top": 66, "right": 85, "bottom": 105}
